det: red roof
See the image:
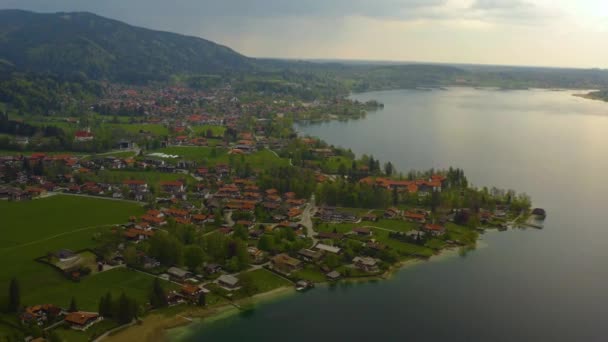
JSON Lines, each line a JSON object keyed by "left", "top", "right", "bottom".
{"left": 424, "top": 224, "right": 445, "bottom": 231}
{"left": 75, "top": 131, "right": 94, "bottom": 138}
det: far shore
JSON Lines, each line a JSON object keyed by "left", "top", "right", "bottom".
{"left": 103, "top": 241, "right": 485, "bottom": 342}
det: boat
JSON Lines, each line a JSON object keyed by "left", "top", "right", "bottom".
{"left": 531, "top": 208, "right": 547, "bottom": 220}
{"left": 295, "top": 280, "right": 315, "bottom": 291}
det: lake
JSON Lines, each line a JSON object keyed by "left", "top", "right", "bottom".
{"left": 171, "top": 88, "right": 608, "bottom": 341}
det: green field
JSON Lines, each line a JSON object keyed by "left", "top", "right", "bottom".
{"left": 316, "top": 221, "right": 434, "bottom": 257}
{"left": 239, "top": 269, "right": 292, "bottom": 294}
{"left": 0, "top": 150, "right": 85, "bottom": 157}
{"left": 292, "top": 265, "right": 326, "bottom": 282}
{"left": 151, "top": 147, "right": 289, "bottom": 170}
{"left": 0, "top": 195, "right": 154, "bottom": 311}
{"left": 191, "top": 125, "right": 226, "bottom": 136}
{"left": 80, "top": 169, "right": 196, "bottom": 189}
{"left": 108, "top": 123, "right": 169, "bottom": 136}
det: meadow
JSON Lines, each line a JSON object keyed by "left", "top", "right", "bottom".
{"left": 151, "top": 147, "right": 290, "bottom": 170}
{"left": 0, "top": 195, "right": 163, "bottom": 312}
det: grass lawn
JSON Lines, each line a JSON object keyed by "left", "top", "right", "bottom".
{"left": 292, "top": 265, "right": 326, "bottom": 283}
{"left": 0, "top": 195, "right": 148, "bottom": 310}
{"left": 315, "top": 219, "right": 416, "bottom": 234}
{"left": 239, "top": 269, "right": 292, "bottom": 294}
{"left": 0, "top": 150, "right": 84, "bottom": 157}
{"left": 152, "top": 146, "right": 228, "bottom": 163}
{"left": 151, "top": 147, "right": 289, "bottom": 170}
{"left": 109, "top": 123, "right": 169, "bottom": 136}
{"left": 318, "top": 156, "right": 356, "bottom": 174}
{"left": 0, "top": 314, "right": 24, "bottom": 341}
{"left": 80, "top": 169, "right": 196, "bottom": 189}
{"left": 191, "top": 125, "right": 226, "bottom": 136}
{"left": 90, "top": 150, "right": 138, "bottom": 159}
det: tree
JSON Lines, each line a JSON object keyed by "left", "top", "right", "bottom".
{"left": 197, "top": 293, "right": 206, "bottom": 306}
{"left": 337, "top": 163, "right": 347, "bottom": 177}
{"left": 149, "top": 278, "right": 168, "bottom": 309}
{"left": 68, "top": 297, "right": 78, "bottom": 312}
{"left": 116, "top": 293, "right": 133, "bottom": 324}
{"left": 258, "top": 235, "right": 275, "bottom": 252}
{"left": 123, "top": 246, "right": 138, "bottom": 266}
{"left": 384, "top": 162, "right": 394, "bottom": 176}
{"left": 99, "top": 292, "right": 113, "bottom": 317}
{"left": 7, "top": 277, "right": 20, "bottom": 313}
{"left": 184, "top": 245, "right": 205, "bottom": 271}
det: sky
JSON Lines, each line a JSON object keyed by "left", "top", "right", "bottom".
{"left": 1, "top": 0, "right": 607, "bottom": 68}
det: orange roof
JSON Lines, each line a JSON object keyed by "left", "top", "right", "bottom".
{"left": 181, "top": 284, "right": 201, "bottom": 296}
{"left": 424, "top": 224, "right": 444, "bottom": 231}
{"left": 65, "top": 312, "right": 99, "bottom": 326}
{"left": 174, "top": 217, "right": 192, "bottom": 225}
{"left": 141, "top": 215, "right": 165, "bottom": 224}
{"left": 404, "top": 211, "right": 425, "bottom": 220}
{"left": 193, "top": 214, "right": 208, "bottom": 221}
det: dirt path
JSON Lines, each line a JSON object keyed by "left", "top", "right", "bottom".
{"left": 0, "top": 224, "right": 116, "bottom": 252}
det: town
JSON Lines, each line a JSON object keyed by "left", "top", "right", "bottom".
{"left": 0, "top": 81, "right": 533, "bottom": 341}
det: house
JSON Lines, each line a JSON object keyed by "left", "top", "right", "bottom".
{"left": 74, "top": 130, "right": 94, "bottom": 142}
{"left": 423, "top": 224, "right": 446, "bottom": 236}
{"left": 217, "top": 274, "right": 240, "bottom": 289}
{"left": 315, "top": 243, "right": 342, "bottom": 254}
{"left": 287, "top": 208, "right": 303, "bottom": 220}
{"left": 167, "top": 267, "right": 192, "bottom": 282}
{"left": 192, "top": 214, "right": 210, "bottom": 224}
{"left": 352, "top": 227, "right": 372, "bottom": 237}
{"left": 180, "top": 284, "right": 204, "bottom": 300}
{"left": 384, "top": 207, "right": 401, "bottom": 219}
{"left": 160, "top": 181, "right": 185, "bottom": 193}
{"left": 271, "top": 253, "right": 303, "bottom": 274}
{"left": 326, "top": 270, "right": 341, "bottom": 281}
{"left": 204, "top": 263, "right": 222, "bottom": 275}
{"left": 353, "top": 256, "right": 380, "bottom": 273}
{"left": 124, "top": 228, "right": 154, "bottom": 241}
{"left": 297, "top": 248, "right": 325, "bottom": 262}
{"left": 362, "top": 213, "right": 378, "bottom": 222}
{"left": 404, "top": 211, "right": 426, "bottom": 223}
{"left": 123, "top": 180, "right": 148, "bottom": 192}
{"left": 21, "top": 304, "right": 62, "bottom": 325}
{"left": 365, "top": 241, "right": 387, "bottom": 251}
{"left": 64, "top": 312, "right": 102, "bottom": 331}
{"left": 247, "top": 247, "right": 265, "bottom": 263}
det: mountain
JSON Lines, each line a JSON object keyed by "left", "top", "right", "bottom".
{"left": 0, "top": 10, "right": 254, "bottom": 82}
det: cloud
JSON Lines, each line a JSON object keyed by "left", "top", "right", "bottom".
{"left": 468, "top": 0, "right": 558, "bottom": 25}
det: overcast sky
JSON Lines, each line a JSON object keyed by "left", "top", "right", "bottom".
{"left": 1, "top": 0, "right": 607, "bottom": 68}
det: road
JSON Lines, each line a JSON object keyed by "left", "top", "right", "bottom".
{"left": 299, "top": 195, "right": 317, "bottom": 243}
{"left": 48, "top": 192, "right": 146, "bottom": 206}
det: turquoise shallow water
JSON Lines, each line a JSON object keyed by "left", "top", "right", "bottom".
{"left": 173, "top": 88, "right": 608, "bottom": 342}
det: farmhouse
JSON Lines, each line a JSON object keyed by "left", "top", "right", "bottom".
{"left": 297, "top": 248, "right": 325, "bottom": 262}
{"left": 353, "top": 256, "right": 380, "bottom": 273}
{"left": 218, "top": 274, "right": 240, "bottom": 289}
{"left": 64, "top": 311, "right": 102, "bottom": 331}
{"left": 315, "top": 243, "right": 341, "bottom": 254}
{"left": 423, "top": 224, "right": 446, "bottom": 236}
{"left": 167, "top": 267, "right": 191, "bottom": 282}
{"left": 271, "top": 253, "right": 302, "bottom": 274}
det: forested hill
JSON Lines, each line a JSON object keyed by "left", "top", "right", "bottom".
{"left": 0, "top": 10, "right": 254, "bottom": 83}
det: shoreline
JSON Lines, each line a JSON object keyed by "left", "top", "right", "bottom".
{"left": 103, "top": 287, "right": 296, "bottom": 342}
{"left": 104, "top": 241, "right": 485, "bottom": 342}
